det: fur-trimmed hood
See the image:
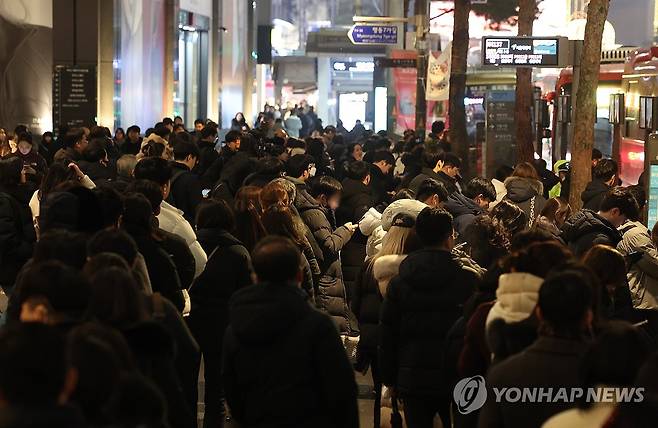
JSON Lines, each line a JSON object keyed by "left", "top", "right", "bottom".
{"left": 381, "top": 199, "right": 427, "bottom": 231}
{"left": 373, "top": 254, "right": 407, "bottom": 297}
{"left": 486, "top": 272, "right": 543, "bottom": 329}
{"left": 504, "top": 176, "right": 543, "bottom": 203}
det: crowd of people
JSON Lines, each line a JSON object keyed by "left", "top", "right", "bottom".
{"left": 0, "top": 113, "right": 657, "bottom": 428}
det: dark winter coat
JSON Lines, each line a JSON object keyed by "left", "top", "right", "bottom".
{"left": 369, "top": 163, "right": 394, "bottom": 207}
{"left": 201, "top": 146, "right": 236, "bottom": 189}
{"left": 131, "top": 234, "right": 185, "bottom": 311}
{"left": 7, "top": 151, "right": 48, "bottom": 183}
{"left": 478, "top": 337, "right": 588, "bottom": 428}
{"left": 336, "top": 178, "right": 372, "bottom": 305}
{"left": 504, "top": 176, "right": 547, "bottom": 226}
{"left": 219, "top": 151, "right": 256, "bottom": 196}
{"left": 581, "top": 179, "right": 610, "bottom": 212}
{"left": 191, "top": 228, "right": 253, "bottom": 318}
{"left": 187, "top": 228, "right": 252, "bottom": 382}
{"left": 143, "top": 292, "right": 200, "bottom": 426}
{"left": 445, "top": 192, "right": 486, "bottom": 238}
{"left": 408, "top": 167, "right": 459, "bottom": 196}
{"left": 380, "top": 249, "right": 477, "bottom": 396}
{"left": 0, "top": 187, "right": 35, "bottom": 290}
{"left": 167, "top": 162, "right": 203, "bottom": 225}
{"left": 53, "top": 146, "right": 82, "bottom": 163}
{"left": 352, "top": 258, "right": 381, "bottom": 365}
{"left": 159, "top": 229, "right": 197, "bottom": 290}
{"left": 560, "top": 209, "right": 622, "bottom": 256}
{"left": 336, "top": 178, "right": 373, "bottom": 226}
{"left": 120, "top": 138, "right": 142, "bottom": 156}
{"left": 122, "top": 321, "right": 195, "bottom": 428}
{"left": 223, "top": 283, "right": 359, "bottom": 428}
{"left": 195, "top": 139, "right": 219, "bottom": 178}
{"left": 298, "top": 199, "right": 355, "bottom": 334}
{"left": 77, "top": 160, "right": 116, "bottom": 183}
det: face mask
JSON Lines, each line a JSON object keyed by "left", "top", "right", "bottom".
{"left": 18, "top": 147, "right": 31, "bottom": 155}
{"left": 309, "top": 166, "right": 317, "bottom": 177}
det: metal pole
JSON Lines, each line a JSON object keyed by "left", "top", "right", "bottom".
{"left": 415, "top": 0, "right": 428, "bottom": 140}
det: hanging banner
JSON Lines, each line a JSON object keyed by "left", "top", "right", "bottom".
{"left": 426, "top": 42, "right": 451, "bottom": 101}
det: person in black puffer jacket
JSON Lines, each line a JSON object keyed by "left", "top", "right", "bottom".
{"left": 380, "top": 208, "right": 477, "bottom": 428}
{"left": 223, "top": 237, "right": 359, "bottom": 428}
{"left": 504, "top": 162, "right": 547, "bottom": 227}
{"left": 444, "top": 177, "right": 496, "bottom": 239}
{"left": 337, "top": 161, "right": 374, "bottom": 305}
{"left": 581, "top": 158, "right": 618, "bottom": 212}
{"left": 187, "top": 200, "right": 253, "bottom": 428}
{"left": 561, "top": 187, "right": 639, "bottom": 257}
{"left": 299, "top": 176, "right": 358, "bottom": 335}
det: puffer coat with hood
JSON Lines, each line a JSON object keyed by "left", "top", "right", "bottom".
{"left": 581, "top": 179, "right": 610, "bottom": 212}
{"left": 560, "top": 209, "right": 622, "bottom": 256}
{"left": 485, "top": 272, "right": 543, "bottom": 330}
{"left": 298, "top": 197, "right": 356, "bottom": 334}
{"left": 444, "top": 191, "right": 486, "bottom": 239}
{"left": 222, "top": 283, "right": 359, "bottom": 428}
{"left": 503, "top": 176, "right": 546, "bottom": 227}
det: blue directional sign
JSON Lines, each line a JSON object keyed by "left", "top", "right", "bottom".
{"left": 348, "top": 24, "right": 399, "bottom": 45}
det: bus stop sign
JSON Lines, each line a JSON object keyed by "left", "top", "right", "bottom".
{"left": 348, "top": 24, "right": 399, "bottom": 45}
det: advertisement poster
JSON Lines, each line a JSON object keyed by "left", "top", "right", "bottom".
{"left": 392, "top": 50, "right": 417, "bottom": 134}
{"left": 391, "top": 50, "right": 436, "bottom": 134}
{"left": 426, "top": 43, "right": 451, "bottom": 101}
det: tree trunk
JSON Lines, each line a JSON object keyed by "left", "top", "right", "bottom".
{"left": 515, "top": 0, "right": 536, "bottom": 165}
{"left": 449, "top": 0, "right": 470, "bottom": 179}
{"left": 569, "top": 0, "right": 610, "bottom": 211}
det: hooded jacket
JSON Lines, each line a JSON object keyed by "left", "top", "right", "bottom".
{"left": 617, "top": 221, "right": 658, "bottom": 309}
{"left": 167, "top": 162, "right": 203, "bottom": 225}
{"left": 195, "top": 139, "right": 219, "bottom": 178}
{"left": 485, "top": 273, "right": 543, "bottom": 330}
{"left": 560, "top": 209, "right": 621, "bottom": 256}
{"left": 157, "top": 201, "right": 207, "bottom": 278}
{"left": 373, "top": 254, "right": 407, "bottom": 297}
{"left": 445, "top": 192, "right": 486, "bottom": 238}
{"left": 504, "top": 176, "right": 546, "bottom": 226}
{"left": 380, "top": 249, "right": 476, "bottom": 395}
{"left": 223, "top": 283, "right": 359, "bottom": 428}
{"left": 581, "top": 179, "right": 610, "bottom": 212}
{"left": 408, "top": 167, "right": 459, "bottom": 196}
{"left": 298, "top": 196, "right": 355, "bottom": 334}
{"left": 336, "top": 178, "right": 373, "bottom": 225}
{"left": 337, "top": 178, "right": 373, "bottom": 308}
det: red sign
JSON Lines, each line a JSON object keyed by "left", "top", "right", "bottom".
{"left": 391, "top": 50, "right": 436, "bottom": 134}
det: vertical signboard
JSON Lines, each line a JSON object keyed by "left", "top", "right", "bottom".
{"left": 485, "top": 91, "right": 516, "bottom": 177}
{"left": 648, "top": 164, "right": 658, "bottom": 231}
{"left": 53, "top": 65, "right": 97, "bottom": 129}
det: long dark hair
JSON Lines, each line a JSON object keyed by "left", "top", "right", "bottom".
{"left": 261, "top": 204, "right": 306, "bottom": 248}
{"left": 233, "top": 186, "right": 267, "bottom": 253}
{"left": 39, "top": 162, "right": 77, "bottom": 200}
